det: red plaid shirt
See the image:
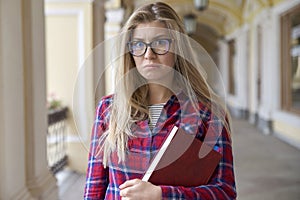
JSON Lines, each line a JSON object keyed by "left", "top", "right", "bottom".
{"left": 84, "top": 93, "right": 236, "bottom": 199}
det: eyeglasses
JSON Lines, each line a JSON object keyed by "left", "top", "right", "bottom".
{"left": 127, "top": 39, "right": 173, "bottom": 57}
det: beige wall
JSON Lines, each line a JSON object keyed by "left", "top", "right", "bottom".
{"left": 46, "top": 14, "right": 79, "bottom": 135}
{"left": 45, "top": 1, "right": 94, "bottom": 173}
{"left": 274, "top": 120, "right": 300, "bottom": 148}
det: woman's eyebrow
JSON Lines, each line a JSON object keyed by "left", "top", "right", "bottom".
{"left": 131, "top": 34, "right": 170, "bottom": 41}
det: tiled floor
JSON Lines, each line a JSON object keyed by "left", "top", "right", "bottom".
{"left": 58, "top": 118, "right": 300, "bottom": 200}
{"left": 56, "top": 169, "right": 85, "bottom": 200}
{"left": 232, "top": 119, "right": 300, "bottom": 200}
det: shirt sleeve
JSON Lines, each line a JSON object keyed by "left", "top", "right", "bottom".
{"left": 160, "top": 119, "right": 237, "bottom": 200}
{"left": 84, "top": 99, "right": 110, "bottom": 200}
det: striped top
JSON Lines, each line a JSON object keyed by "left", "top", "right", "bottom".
{"left": 148, "top": 103, "right": 165, "bottom": 130}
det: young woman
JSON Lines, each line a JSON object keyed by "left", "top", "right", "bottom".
{"left": 84, "top": 2, "right": 236, "bottom": 199}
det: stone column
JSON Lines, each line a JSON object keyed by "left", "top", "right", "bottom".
{"left": 0, "top": 0, "right": 58, "bottom": 199}
{"left": 217, "top": 39, "right": 229, "bottom": 97}
{"left": 257, "top": 10, "right": 274, "bottom": 134}
{"left": 104, "top": 5, "right": 125, "bottom": 94}
{"left": 235, "top": 25, "right": 250, "bottom": 119}
{"left": 93, "top": 0, "right": 106, "bottom": 104}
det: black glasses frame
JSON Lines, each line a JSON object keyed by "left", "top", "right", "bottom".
{"left": 127, "top": 38, "right": 173, "bottom": 57}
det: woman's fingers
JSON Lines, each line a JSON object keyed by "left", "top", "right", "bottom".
{"left": 119, "top": 178, "right": 141, "bottom": 189}
{"left": 120, "top": 179, "right": 141, "bottom": 198}
{"left": 120, "top": 179, "right": 161, "bottom": 200}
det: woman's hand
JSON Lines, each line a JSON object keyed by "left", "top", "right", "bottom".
{"left": 119, "top": 179, "right": 162, "bottom": 200}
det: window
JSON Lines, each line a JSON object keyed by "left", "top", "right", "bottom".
{"left": 257, "top": 25, "right": 262, "bottom": 105}
{"left": 281, "top": 5, "right": 300, "bottom": 115}
{"left": 228, "top": 39, "right": 236, "bottom": 95}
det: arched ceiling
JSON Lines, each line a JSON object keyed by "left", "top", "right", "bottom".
{"left": 131, "top": 0, "right": 277, "bottom": 36}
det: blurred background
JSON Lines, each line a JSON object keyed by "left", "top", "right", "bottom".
{"left": 1, "top": 0, "right": 300, "bottom": 199}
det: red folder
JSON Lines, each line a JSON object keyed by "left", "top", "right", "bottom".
{"left": 142, "top": 126, "right": 222, "bottom": 187}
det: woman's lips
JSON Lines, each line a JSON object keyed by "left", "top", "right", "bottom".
{"left": 144, "top": 64, "right": 161, "bottom": 68}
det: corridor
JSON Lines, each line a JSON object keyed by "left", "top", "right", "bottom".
{"left": 2, "top": 0, "right": 300, "bottom": 199}
{"left": 58, "top": 118, "right": 300, "bottom": 200}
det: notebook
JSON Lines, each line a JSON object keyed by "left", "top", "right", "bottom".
{"left": 142, "top": 126, "right": 222, "bottom": 187}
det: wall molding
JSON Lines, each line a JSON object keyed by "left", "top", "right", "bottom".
{"left": 273, "top": 131, "right": 300, "bottom": 150}
{"left": 272, "top": 0, "right": 300, "bottom": 15}
{"left": 273, "top": 110, "right": 300, "bottom": 129}
{"left": 45, "top": 8, "right": 85, "bottom": 67}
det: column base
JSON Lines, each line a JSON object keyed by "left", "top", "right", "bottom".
{"left": 257, "top": 116, "right": 273, "bottom": 135}
{"left": 228, "top": 105, "right": 249, "bottom": 120}
{"left": 27, "top": 170, "right": 58, "bottom": 200}
{"left": 11, "top": 187, "right": 33, "bottom": 200}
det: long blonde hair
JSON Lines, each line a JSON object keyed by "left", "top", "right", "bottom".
{"left": 100, "top": 2, "right": 229, "bottom": 167}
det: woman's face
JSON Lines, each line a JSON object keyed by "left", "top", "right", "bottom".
{"left": 130, "top": 21, "right": 175, "bottom": 83}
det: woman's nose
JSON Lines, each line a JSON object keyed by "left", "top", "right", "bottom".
{"left": 144, "top": 46, "right": 156, "bottom": 59}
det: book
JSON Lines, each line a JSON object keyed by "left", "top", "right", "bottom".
{"left": 142, "top": 126, "right": 222, "bottom": 187}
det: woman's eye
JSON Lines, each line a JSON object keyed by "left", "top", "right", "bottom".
{"left": 134, "top": 41, "right": 145, "bottom": 49}
{"left": 153, "top": 40, "right": 167, "bottom": 46}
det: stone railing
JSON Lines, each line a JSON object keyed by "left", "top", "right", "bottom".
{"left": 47, "top": 107, "right": 68, "bottom": 174}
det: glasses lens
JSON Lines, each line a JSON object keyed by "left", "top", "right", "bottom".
{"left": 128, "top": 39, "right": 172, "bottom": 56}
{"left": 151, "top": 39, "right": 170, "bottom": 55}
{"left": 128, "top": 41, "right": 146, "bottom": 56}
